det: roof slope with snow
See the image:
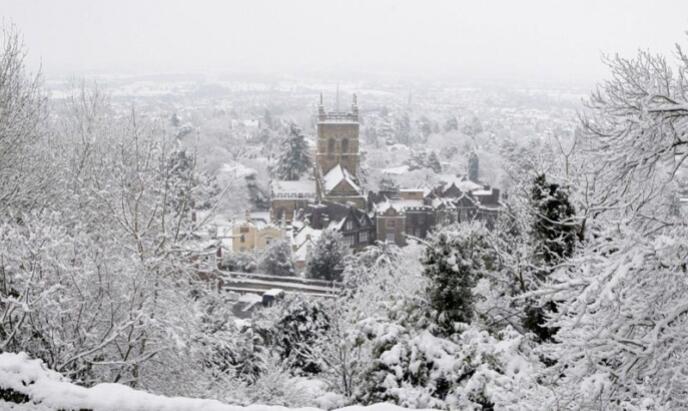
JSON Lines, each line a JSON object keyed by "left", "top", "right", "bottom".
{"left": 323, "top": 164, "right": 360, "bottom": 193}
{"left": 271, "top": 179, "right": 317, "bottom": 199}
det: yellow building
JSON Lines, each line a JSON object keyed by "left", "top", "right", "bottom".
{"left": 232, "top": 211, "right": 285, "bottom": 253}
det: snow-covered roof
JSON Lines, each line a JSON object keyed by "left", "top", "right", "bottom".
{"left": 453, "top": 180, "right": 483, "bottom": 192}
{"left": 293, "top": 225, "right": 322, "bottom": 248}
{"left": 472, "top": 189, "right": 493, "bottom": 196}
{"left": 271, "top": 179, "right": 316, "bottom": 199}
{"left": 382, "top": 165, "right": 410, "bottom": 175}
{"left": 292, "top": 225, "right": 322, "bottom": 262}
{"left": 220, "top": 162, "right": 257, "bottom": 179}
{"left": 323, "top": 164, "right": 360, "bottom": 193}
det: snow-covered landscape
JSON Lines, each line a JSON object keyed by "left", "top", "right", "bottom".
{"left": 2, "top": 1, "right": 688, "bottom": 410}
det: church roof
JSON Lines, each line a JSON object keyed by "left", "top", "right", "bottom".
{"left": 271, "top": 179, "right": 316, "bottom": 199}
{"left": 323, "top": 164, "right": 360, "bottom": 194}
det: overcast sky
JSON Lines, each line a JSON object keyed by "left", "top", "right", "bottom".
{"left": 4, "top": 0, "right": 688, "bottom": 85}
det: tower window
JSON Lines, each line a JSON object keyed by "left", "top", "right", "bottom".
{"left": 341, "top": 138, "right": 349, "bottom": 154}
{"left": 328, "top": 138, "right": 335, "bottom": 155}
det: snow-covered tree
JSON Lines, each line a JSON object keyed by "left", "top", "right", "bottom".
{"left": 468, "top": 151, "right": 479, "bottom": 182}
{"left": 0, "top": 25, "right": 49, "bottom": 214}
{"left": 305, "top": 229, "right": 348, "bottom": 282}
{"left": 355, "top": 298, "right": 548, "bottom": 409}
{"left": 463, "top": 116, "right": 483, "bottom": 137}
{"left": 580, "top": 43, "right": 688, "bottom": 221}
{"left": 259, "top": 239, "right": 295, "bottom": 276}
{"left": 422, "top": 222, "right": 495, "bottom": 335}
{"left": 522, "top": 174, "right": 579, "bottom": 341}
{"left": 221, "top": 251, "right": 258, "bottom": 272}
{"left": 427, "top": 151, "right": 442, "bottom": 173}
{"left": 395, "top": 112, "right": 411, "bottom": 145}
{"left": 273, "top": 123, "right": 312, "bottom": 181}
{"left": 444, "top": 116, "right": 458, "bottom": 132}
{"left": 530, "top": 174, "right": 579, "bottom": 269}
{"left": 536, "top": 225, "right": 688, "bottom": 409}
{"left": 271, "top": 296, "right": 330, "bottom": 374}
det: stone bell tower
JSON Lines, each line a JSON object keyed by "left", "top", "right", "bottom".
{"left": 315, "top": 92, "right": 360, "bottom": 177}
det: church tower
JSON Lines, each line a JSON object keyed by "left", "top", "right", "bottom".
{"left": 314, "top": 93, "right": 365, "bottom": 208}
{"left": 316, "top": 93, "right": 360, "bottom": 176}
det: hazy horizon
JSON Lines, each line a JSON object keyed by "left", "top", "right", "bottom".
{"left": 5, "top": 0, "right": 688, "bottom": 87}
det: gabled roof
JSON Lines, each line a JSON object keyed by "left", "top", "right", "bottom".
{"left": 271, "top": 179, "right": 317, "bottom": 198}
{"left": 323, "top": 164, "right": 360, "bottom": 194}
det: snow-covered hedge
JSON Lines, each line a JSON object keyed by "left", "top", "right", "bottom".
{"left": 0, "top": 352, "right": 433, "bottom": 411}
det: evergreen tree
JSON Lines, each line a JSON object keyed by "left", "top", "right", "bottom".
{"left": 272, "top": 297, "right": 330, "bottom": 375}
{"left": 463, "top": 116, "right": 483, "bottom": 137}
{"left": 427, "top": 151, "right": 442, "bottom": 173}
{"left": 305, "top": 229, "right": 347, "bottom": 282}
{"left": 273, "top": 123, "right": 312, "bottom": 181}
{"left": 444, "top": 116, "right": 458, "bottom": 132}
{"left": 170, "top": 112, "right": 181, "bottom": 127}
{"left": 394, "top": 112, "right": 411, "bottom": 145}
{"left": 263, "top": 108, "right": 274, "bottom": 130}
{"left": 523, "top": 174, "right": 578, "bottom": 342}
{"left": 422, "top": 223, "right": 494, "bottom": 335}
{"left": 468, "top": 151, "right": 479, "bottom": 182}
{"left": 418, "top": 115, "right": 433, "bottom": 139}
{"left": 530, "top": 174, "right": 578, "bottom": 267}
{"left": 259, "top": 239, "right": 295, "bottom": 276}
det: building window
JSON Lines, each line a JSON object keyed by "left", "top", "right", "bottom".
{"left": 385, "top": 232, "right": 395, "bottom": 242}
{"left": 341, "top": 138, "right": 349, "bottom": 153}
{"left": 386, "top": 219, "right": 396, "bottom": 228}
{"left": 343, "top": 235, "right": 355, "bottom": 247}
{"left": 359, "top": 231, "right": 368, "bottom": 243}
{"left": 328, "top": 138, "right": 335, "bottom": 156}
{"left": 346, "top": 220, "right": 353, "bottom": 230}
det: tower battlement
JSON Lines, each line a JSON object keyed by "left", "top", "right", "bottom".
{"left": 318, "top": 93, "right": 358, "bottom": 123}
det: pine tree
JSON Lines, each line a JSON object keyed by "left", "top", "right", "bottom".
{"left": 523, "top": 173, "right": 578, "bottom": 342}
{"left": 530, "top": 174, "right": 578, "bottom": 268}
{"left": 422, "top": 223, "right": 494, "bottom": 335}
{"left": 305, "top": 229, "right": 347, "bottom": 282}
{"left": 259, "top": 239, "right": 295, "bottom": 276}
{"left": 427, "top": 151, "right": 442, "bottom": 173}
{"left": 272, "top": 297, "right": 330, "bottom": 375}
{"left": 273, "top": 123, "right": 312, "bottom": 181}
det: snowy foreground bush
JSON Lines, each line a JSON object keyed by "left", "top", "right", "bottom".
{"left": 0, "top": 352, "right": 433, "bottom": 411}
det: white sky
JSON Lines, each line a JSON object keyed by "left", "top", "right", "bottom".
{"left": 4, "top": 0, "right": 688, "bottom": 85}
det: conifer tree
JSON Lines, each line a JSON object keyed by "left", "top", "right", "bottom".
{"left": 273, "top": 123, "right": 312, "bottom": 181}
{"left": 305, "top": 229, "right": 347, "bottom": 282}
{"left": 422, "top": 223, "right": 494, "bottom": 335}
{"left": 427, "top": 151, "right": 442, "bottom": 173}
{"left": 272, "top": 297, "right": 330, "bottom": 374}
{"left": 523, "top": 173, "right": 578, "bottom": 341}
{"left": 468, "top": 151, "right": 479, "bottom": 182}
{"left": 530, "top": 174, "right": 578, "bottom": 268}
